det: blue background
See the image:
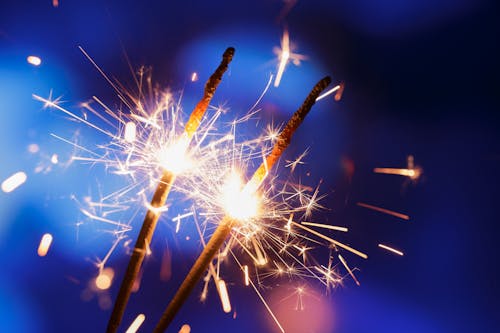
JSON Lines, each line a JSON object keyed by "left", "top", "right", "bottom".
{"left": 0, "top": 1, "right": 498, "bottom": 332}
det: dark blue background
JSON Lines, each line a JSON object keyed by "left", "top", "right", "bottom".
{"left": 0, "top": 1, "right": 498, "bottom": 332}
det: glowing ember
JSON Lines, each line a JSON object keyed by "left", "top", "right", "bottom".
{"left": 2, "top": 171, "right": 27, "bottom": 193}
{"left": 37, "top": 233, "right": 53, "bottom": 257}
{"left": 125, "top": 314, "right": 145, "bottom": 333}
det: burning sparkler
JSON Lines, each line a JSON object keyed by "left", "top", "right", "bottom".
{"left": 153, "top": 76, "right": 331, "bottom": 332}
{"left": 106, "top": 47, "right": 235, "bottom": 333}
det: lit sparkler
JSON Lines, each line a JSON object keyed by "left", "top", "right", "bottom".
{"left": 106, "top": 47, "right": 235, "bottom": 333}
{"left": 153, "top": 76, "right": 332, "bottom": 332}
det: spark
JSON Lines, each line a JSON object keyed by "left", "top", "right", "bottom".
{"left": 285, "top": 148, "right": 309, "bottom": 173}
{"left": 273, "top": 29, "right": 307, "bottom": 87}
{"left": 301, "top": 222, "right": 348, "bottom": 232}
{"left": 124, "top": 122, "right": 137, "bottom": 143}
{"left": 338, "top": 254, "right": 360, "bottom": 286}
{"left": 378, "top": 243, "right": 404, "bottom": 256}
{"left": 217, "top": 279, "right": 232, "bottom": 313}
{"left": 27, "top": 55, "right": 41, "bottom": 66}
{"left": 315, "top": 84, "right": 341, "bottom": 102}
{"left": 243, "top": 265, "right": 250, "bottom": 286}
{"left": 1, "top": 171, "right": 27, "bottom": 193}
{"left": 373, "top": 155, "right": 422, "bottom": 181}
{"left": 191, "top": 72, "right": 198, "bottom": 82}
{"left": 292, "top": 222, "right": 368, "bottom": 259}
{"left": 37, "top": 233, "right": 53, "bottom": 257}
{"left": 125, "top": 314, "right": 145, "bottom": 333}
{"left": 357, "top": 202, "right": 410, "bottom": 221}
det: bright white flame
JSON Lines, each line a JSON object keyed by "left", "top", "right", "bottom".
{"left": 220, "top": 171, "right": 259, "bottom": 221}
{"left": 37, "top": 233, "right": 53, "bottom": 257}
{"left": 2, "top": 171, "right": 27, "bottom": 193}
{"left": 124, "top": 122, "right": 137, "bottom": 143}
{"left": 158, "top": 136, "right": 191, "bottom": 173}
{"left": 27, "top": 56, "right": 41, "bottom": 66}
{"left": 125, "top": 314, "right": 146, "bottom": 333}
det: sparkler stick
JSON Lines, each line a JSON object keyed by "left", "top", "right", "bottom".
{"left": 153, "top": 76, "right": 332, "bottom": 333}
{"left": 106, "top": 47, "right": 235, "bottom": 333}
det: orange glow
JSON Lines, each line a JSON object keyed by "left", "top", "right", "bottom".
{"left": 357, "top": 202, "right": 410, "bottom": 220}
{"left": 37, "top": 233, "right": 53, "bottom": 257}
{"left": 178, "top": 324, "right": 191, "bottom": 333}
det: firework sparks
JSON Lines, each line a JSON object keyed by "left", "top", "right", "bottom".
{"left": 374, "top": 155, "right": 422, "bottom": 181}
{"left": 153, "top": 77, "right": 331, "bottom": 332}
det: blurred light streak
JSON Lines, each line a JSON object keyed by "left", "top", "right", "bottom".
{"left": 217, "top": 279, "right": 232, "bottom": 313}
{"left": 292, "top": 222, "right": 368, "bottom": 259}
{"left": 338, "top": 254, "right": 360, "bottom": 286}
{"left": 37, "top": 233, "right": 53, "bottom": 257}
{"left": 124, "top": 122, "right": 137, "bottom": 143}
{"left": 301, "top": 221, "right": 348, "bottom": 232}
{"left": 125, "top": 314, "right": 145, "bottom": 333}
{"left": 27, "top": 55, "right": 41, "bottom": 66}
{"left": 1, "top": 171, "right": 27, "bottom": 193}
{"left": 315, "top": 84, "right": 341, "bottom": 102}
{"left": 191, "top": 72, "right": 198, "bottom": 82}
{"left": 274, "top": 29, "right": 290, "bottom": 87}
{"left": 243, "top": 265, "right": 250, "bottom": 286}
{"left": 95, "top": 268, "right": 115, "bottom": 290}
{"left": 378, "top": 243, "right": 404, "bottom": 256}
{"left": 357, "top": 202, "right": 410, "bottom": 220}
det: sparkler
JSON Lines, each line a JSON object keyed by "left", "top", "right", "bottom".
{"left": 106, "top": 47, "right": 235, "bottom": 333}
{"left": 153, "top": 76, "right": 331, "bottom": 333}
